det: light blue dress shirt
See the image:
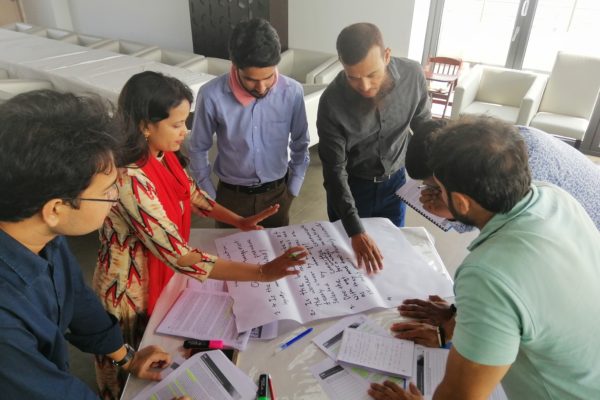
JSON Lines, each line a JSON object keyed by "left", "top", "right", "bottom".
{"left": 450, "top": 126, "right": 600, "bottom": 232}
{"left": 189, "top": 73, "right": 310, "bottom": 198}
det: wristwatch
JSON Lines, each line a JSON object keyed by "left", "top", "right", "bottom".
{"left": 111, "top": 343, "right": 136, "bottom": 367}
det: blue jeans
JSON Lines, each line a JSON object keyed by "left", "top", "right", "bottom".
{"left": 327, "top": 168, "right": 407, "bottom": 227}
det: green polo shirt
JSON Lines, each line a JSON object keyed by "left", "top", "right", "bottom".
{"left": 452, "top": 183, "right": 600, "bottom": 399}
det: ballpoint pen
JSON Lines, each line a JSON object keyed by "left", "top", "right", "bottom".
{"left": 267, "top": 374, "right": 277, "bottom": 400}
{"left": 274, "top": 327, "right": 313, "bottom": 353}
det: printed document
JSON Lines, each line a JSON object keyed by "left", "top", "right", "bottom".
{"left": 156, "top": 290, "right": 251, "bottom": 350}
{"left": 132, "top": 350, "right": 257, "bottom": 400}
{"left": 216, "top": 218, "right": 453, "bottom": 332}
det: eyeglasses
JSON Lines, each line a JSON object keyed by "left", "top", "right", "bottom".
{"left": 77, "top": 184, "right": 119, "bottom": 204}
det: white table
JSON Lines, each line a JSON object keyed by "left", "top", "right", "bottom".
{"left": 0, "top": 29, "right": 215, "bottom": 104}
{"left": 122, "top": 226, "right": 450, "bottom": 400}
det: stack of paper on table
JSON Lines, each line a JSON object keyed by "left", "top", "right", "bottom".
{"left": 216, "top": 218, "right": 453, "bottom": 332}
{"left": 156, "top": 289, "right": 251, "bottom": 350}
{"left": 337, "top": 329, "right": 415, "bottom": 378}
{"left": 132, "top": 350, "right": 257, "bottom": 400}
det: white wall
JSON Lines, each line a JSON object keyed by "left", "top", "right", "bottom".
{"left": 65, "top": 0, "right": 193, "bottom": 51}
{"left": 288, "top": 0, "right": 420, "bottom": 59}
{"left": 21, "top": 0, "right": 73, "bottom": 30}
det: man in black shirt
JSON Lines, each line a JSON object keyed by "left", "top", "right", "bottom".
{"left": 317, "top": 23, "right": 431, "bottom": 273}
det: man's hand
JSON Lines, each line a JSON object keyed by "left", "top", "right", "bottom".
{"left": 261, "top": 246, "right": 308, "bottom": 281}
{"left": 351, "top": 232, "right": 384, "bottom": 274}
{"left": 390, "top": 321, "right": 440, "bottom": 348}
{"left": 419, "top": 186, "right": 453, "bottom": 219}
{"left": 122, "top": 345, "right": 172, "bottom": 381}
{"left": 236, "top": 204, "right": 280, "bottom": 231}
{"left": 398, "top": 295, "right": 453, "bottom": 326}
{"left": 368, "top": 381, "right": 424, "bottom": 400}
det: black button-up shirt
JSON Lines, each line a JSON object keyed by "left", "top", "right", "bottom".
{"left": 317, "top": 57, "right": 432, "bottom": 237}
{"left": 0, "top": 230, "right": 123, "bottom": 399}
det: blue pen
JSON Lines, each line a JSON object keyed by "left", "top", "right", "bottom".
{"left": 274, "top": 327, "right": 313, "bottom": 353}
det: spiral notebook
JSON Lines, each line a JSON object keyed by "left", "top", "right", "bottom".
{"left": 396, "top": 178, "right": 452, "bottom": 232}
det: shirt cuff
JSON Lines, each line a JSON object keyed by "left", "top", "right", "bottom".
{"left": 66, "top": 313, "right": 124, "bottom": 355}
{"left": 197, "top": 177, "right": 217, "bottom": 199}
{"left": 287, "top": 175, "right": 304, "bottom": 197}
{"left": 341, "top": 214, "right": 365, "bottom": 238}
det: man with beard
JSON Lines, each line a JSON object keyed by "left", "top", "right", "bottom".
{"left": 317, "top": 23, "right": 431, "bottom": 274}
{"left": 368, "top": 117, "right": 600, "bottom": 400}
{"left": 189, "top": 18, "right": 310, "bottom": 227}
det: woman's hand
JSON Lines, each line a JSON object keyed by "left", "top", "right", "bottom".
{"left": 236, "top": 204, "right": 280, "bottom": 231}
{"left": 260, "top": 246, "right": 308, "bottom": 281}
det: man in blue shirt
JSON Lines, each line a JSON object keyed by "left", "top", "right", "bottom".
{"left": 189, "top": 18, "right": 310, "bottom": 227}
{"left": 0, "top": 90, "right": 177, "bottom": 399}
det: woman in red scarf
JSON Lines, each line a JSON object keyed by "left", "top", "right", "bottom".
{"left": 93, "top": 71, "right": 307, "bottom": 399}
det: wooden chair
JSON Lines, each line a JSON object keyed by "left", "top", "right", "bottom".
{"left": 424, "top": 56, "right": 462, "bottom": 118}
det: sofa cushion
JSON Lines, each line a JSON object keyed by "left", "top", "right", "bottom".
{"left": 462, "top": 101, "right": 520, "bottom": 123}
{"left": 530, "top": 112, "right": 589, "bottom": 140}
{"left": 476, "top": 68, "right": 537, "bottom": 107}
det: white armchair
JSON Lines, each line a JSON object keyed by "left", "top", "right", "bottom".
{"left": 135, "top": 47, "right": 205, "bottom": 68}
{"left": 451, "top": 65, "right": 547, "bottom": 125}
{"left": 529, "top": 52, "right": 600, "bottom": 142}
{"left": 89, "top": 39, "right": 157, "bottom": 56}
{"left": 278, "top": 49, "right": 338, "bottom": 84}
{"left": 179, "top": 57, "right": 231, "bottom": 76}
{"left": 0, "top": 79, "right": 54, "bottom": 104}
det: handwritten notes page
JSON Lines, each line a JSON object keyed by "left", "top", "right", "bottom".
{"left": 216, "top": 218, "right": 453, "bottom": 332}
{"left": 337, "top": 329, "right": 414, "bottom": 378}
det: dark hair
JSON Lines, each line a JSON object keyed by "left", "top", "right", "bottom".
{"left": 405, "top": 119, "right": 448, "bottom": 180}
{"left": 0, "top": 90, "right": 118, "bottom": 222}
{"left": 428, "top": 116, "right": 531, "bottom": 213}
{"left": 228, "top": 18, "right": 281, "bottom": 69}
{"left": 117, "top": 71, "right": 193, "bottom": 167}
{"left": 336, "top": 22, "right": 385, "bottom": 65}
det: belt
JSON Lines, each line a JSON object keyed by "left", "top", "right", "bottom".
{"left": 350, "top": 171, "right": 397, "bottom": 183}
{"left": 219, "top": 175, "right": 286, "bottom": 195}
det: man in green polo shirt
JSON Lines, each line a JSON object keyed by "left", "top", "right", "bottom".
{"left": 368, "top": 117, "right": 600, "bottom": 400}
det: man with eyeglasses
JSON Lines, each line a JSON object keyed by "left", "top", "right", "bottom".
{"left": 0, "top": 90, "right": 186, "bottom": 400}
{"left": 317, "top": 23, "right": 431, "bottom": 274}
{"left": 189, "top": 18, "right": 310, "bottom": 228}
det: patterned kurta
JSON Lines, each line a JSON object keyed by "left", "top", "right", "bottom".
{"left": 92, "top": 165, "right": 217, "bottom": 399}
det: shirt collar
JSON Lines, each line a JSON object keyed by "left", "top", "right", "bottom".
{"left": 226, "top": 66, "right": 280, "bottom": 107}
{"left": 0, "top": 229, "right": 54, "bottom": 286}
{"left": 468, "top": 185, "right": 538, "bottom": 251}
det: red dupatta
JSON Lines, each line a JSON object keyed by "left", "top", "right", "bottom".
{"left": 139, "top": 152, "right": 191, "bottom": 315}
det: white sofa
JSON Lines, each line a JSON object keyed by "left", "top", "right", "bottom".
{"left": 451, "top": 65, "right": 547, "bottom": 125}
{"left": 278, "top": 49, "right": 338, "bottom": 84}
{"left": 529, "top": 52, "right": 600, "bottom": 141}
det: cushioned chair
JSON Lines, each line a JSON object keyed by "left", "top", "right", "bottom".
{"left": 451, "top": 65, "right": 547, "bottom": 125}
{"left": 278, "top": 49, "right": 338, "bottom": 84}
{"left": 89, "top": 39, "right": 156, "bottom": 56}
{"left": 0, "top": 79, "right": 54, "bottom": 104}
{"left": 1, "top": 22, "right": 43, "bottom": 34}
{"left": 135, "top": 47, "right": 205, "bottom": 68}
{"left": 30, "top": 28, "right": 78, "bottom": 43}
{"left": 529, "top": 52, "right": 600, "bottom": 144}
{"left": 179, "top": 57, "right": 231, "bottom": 76}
